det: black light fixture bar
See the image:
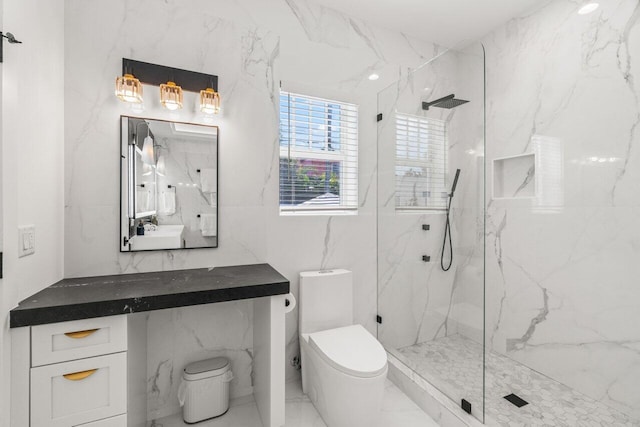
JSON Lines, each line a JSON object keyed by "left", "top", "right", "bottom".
{"left": 122, "top": 58, "right": 218, "bottom": 92}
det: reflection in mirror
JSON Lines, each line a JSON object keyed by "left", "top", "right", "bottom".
{"left": 120, "top": 116, "right": 218, "bottom": 251}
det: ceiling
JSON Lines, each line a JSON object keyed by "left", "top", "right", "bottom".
{"left": 310, "top": 0, "right": 546, "bottom": 47}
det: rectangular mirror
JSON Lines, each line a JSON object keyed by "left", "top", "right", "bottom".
{"left": 120, "top": 116, "right": 218, "bottom": 251}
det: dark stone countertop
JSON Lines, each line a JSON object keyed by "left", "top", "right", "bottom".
{"left": 10, "top": 263, "right": 289, "bottom": 328}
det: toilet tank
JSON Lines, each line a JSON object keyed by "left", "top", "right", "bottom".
{"left": 299, "top": 269, "right": 353, "bottom": 335}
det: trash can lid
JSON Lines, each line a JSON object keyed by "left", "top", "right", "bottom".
{"left": 184, "top": 357, "right": 230, "bottom": 380}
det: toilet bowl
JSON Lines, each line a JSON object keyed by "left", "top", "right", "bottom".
{"left": 299, "top": 270, "right": 388, "bottom": 427}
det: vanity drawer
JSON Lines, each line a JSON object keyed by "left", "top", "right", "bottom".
{"left": 75, "top": 414, "right": 127, "bottom": 427}
{"left": 32, "top": 315, "right": 127, "bottom": 366}
{"left": 31, "top": 352, "right": 127, "bottom": 427}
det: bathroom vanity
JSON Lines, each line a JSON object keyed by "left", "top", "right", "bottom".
{"left": 9, "top": 263, "right": 289, "bottom": 427}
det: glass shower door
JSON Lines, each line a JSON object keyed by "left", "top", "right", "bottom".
{"left": 376, "top": 43, "right": 486, "bottom": 422}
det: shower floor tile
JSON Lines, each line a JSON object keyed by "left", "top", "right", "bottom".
{"left": 397, "top": 334, "right": 637, "bottom": 426}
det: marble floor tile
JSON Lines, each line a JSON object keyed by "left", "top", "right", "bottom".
{"left": 149, "top": 377, "right": 438, "bottom": 426}
{"left": 148, "top": 395, "right": 262, "bottom": 427}
{"left": 397, "top": 334, "right": 638, "bottom": 426}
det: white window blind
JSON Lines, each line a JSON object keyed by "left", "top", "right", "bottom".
{"left": 279, "top": 91, "right": 358, "bottom": 213}
{"left": 395, "top": 113, "right": 448, "bottom": 210}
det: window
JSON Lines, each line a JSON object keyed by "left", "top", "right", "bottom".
{"left": 279, "top": 91, "right": 358, "bottom": 213}
{"left": 395, "top": 113, "right": 448, "bottom": 210}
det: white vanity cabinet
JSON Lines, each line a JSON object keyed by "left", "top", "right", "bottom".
{"left": 29, "top": 316, "right": 128, "bottom": 427}
{"left": 10, "top": 264, "right": 288, "bottom": 427}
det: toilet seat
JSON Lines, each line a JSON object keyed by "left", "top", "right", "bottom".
{"left": 308, "top": 324, "right": 387, "bottom": 378}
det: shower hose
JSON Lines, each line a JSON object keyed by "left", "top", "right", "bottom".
{"left": 441, "top": 195, "right": 454, "bottom": 271}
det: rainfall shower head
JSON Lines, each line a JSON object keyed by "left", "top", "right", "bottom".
{"left": 422, "top": 94, "right": 469, "bottom": 110}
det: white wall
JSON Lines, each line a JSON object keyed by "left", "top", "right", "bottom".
{"left": 64, "top": 0, "right": 439, "bottom": 421}
{"left": 0, "top": 0, "right": 65, "bottom": 424}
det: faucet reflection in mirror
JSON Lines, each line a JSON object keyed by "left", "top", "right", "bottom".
{"left": 121, "top": 116, "right": 219, "bottom": 252}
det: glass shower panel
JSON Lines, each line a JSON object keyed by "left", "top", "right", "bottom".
{"left": 376, "top": 44, "right": 486, "bottom": 422}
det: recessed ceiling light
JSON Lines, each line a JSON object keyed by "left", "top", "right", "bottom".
{"left": 578, "top": 3, "right": 599, "bottom": 14}
{"left": 368, "top": 73, "right": 380, "bottom": 81}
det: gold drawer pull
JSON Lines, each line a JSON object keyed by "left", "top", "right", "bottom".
{"left": 64, "top": 329, "right": 99, "bottom": 339}
{"left": 63, "top": 369, "right": 98, "bottom": 381}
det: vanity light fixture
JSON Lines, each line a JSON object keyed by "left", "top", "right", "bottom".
{"left": 117, "top": 59, "right": 219, "bottom": 111}
{"left": 200, "top": 87, "right": 221, "bottom": 115}
{"left": 160, "top": 81, "right": 183, "bottom": 111}
{"left": 115, "top": 73, "right": 143, "bottom": 104}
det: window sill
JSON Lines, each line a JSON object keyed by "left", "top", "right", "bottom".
{"left": 395, "top": 208, "right": 446, "bottom": 215}
{"left": 279, "top": 209, "right": 358, "bottom": 217}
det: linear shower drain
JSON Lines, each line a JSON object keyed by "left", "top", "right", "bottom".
{"left": 504, "top": 393, "right": 529, "bottom": 408}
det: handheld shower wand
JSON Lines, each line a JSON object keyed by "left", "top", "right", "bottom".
{"left": 441, "top": 169, "right": 461, "bottom": 271}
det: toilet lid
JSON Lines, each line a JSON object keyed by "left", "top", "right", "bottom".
{"left": 309, "top": 324, "right": 387, "bottom": 378}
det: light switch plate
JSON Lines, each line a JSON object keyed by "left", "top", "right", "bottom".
{"left": 18, "top": 225, "right": 35, "bottom": 257}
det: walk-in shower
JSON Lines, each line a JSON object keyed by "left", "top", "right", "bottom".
{"left": 376, "top": 2, "right": 640, "bottom": 424}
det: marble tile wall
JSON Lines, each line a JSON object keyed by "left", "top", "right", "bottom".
{"left": 153, "top": 133, "right": 218, "bottom": 248}
{"left": 64, "top": 0, "right": 439, "bottom": 421}
{"left": 480, "top": 0, "right": 640, "bottom": 420}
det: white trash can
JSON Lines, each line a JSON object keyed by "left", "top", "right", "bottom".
{"left": 178, "top": 357, "right": 233, "bottom": 423}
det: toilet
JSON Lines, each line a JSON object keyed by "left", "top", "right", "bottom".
{"left": 299, "top": 269, "right": 388, "bottom": 427}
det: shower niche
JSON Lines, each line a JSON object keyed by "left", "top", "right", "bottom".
{"left": 120, "top": 116, "right": 219, "bottom": 251}
{"left": 492, "top": 153, "right": 535, "bottom": 199}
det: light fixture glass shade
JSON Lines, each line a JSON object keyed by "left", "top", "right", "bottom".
{"left": 200, "top": 88, "right": 221, "bottom": 115}
{"left": 141, "top": 135, "right": 155, "bottom": 165}
{"left": 115, "top": 73, "right": 143, "bottom": 103}
{"left": 156, "top": 155, "right": 166, "bottom": 176}
{"left": 160, "top": 81, "right": 183, "bottom": 110}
